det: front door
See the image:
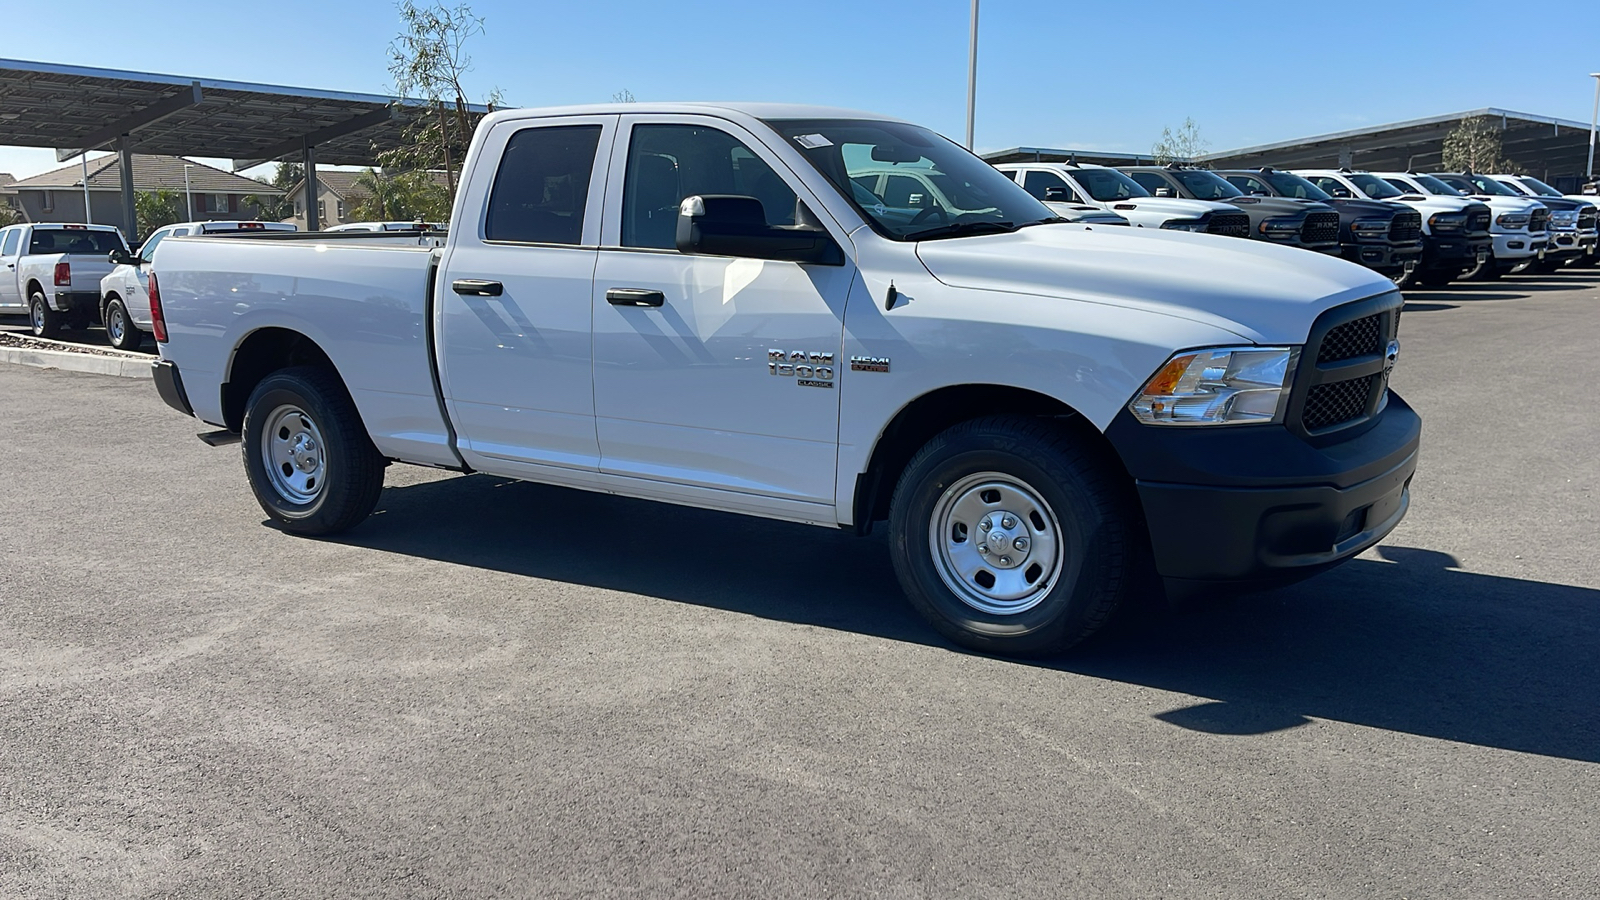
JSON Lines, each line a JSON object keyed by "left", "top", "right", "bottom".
{"left": 590, "top": 116, "right": 855, "bottom": 511}
{"left": 0, "top": 227, "right": 23, "bottom": 309}
{"left": 437, "top": 115, "right": 616, "bottom": 477}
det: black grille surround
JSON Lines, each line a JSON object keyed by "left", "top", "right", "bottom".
{"left": 1389, "top": 210, "right": 1422, "bottom": 243}
{"left": 1530, "top": 208, "right": 1550, "bottom": 234}
{"left": 1206, "top": 212, "right": 1251, "bottom": 238}
{"left": 1579, "top": 207, "right": 1597, "bottom": 233}
{"left": 1286, "top": 294, "right": 1403, "bottom": 443}
{"left": 1301, "top": 210, "right": 1341, "bottom": 245}
{"left": 1465, "top": 204, "right": 1492, "bottom": 236}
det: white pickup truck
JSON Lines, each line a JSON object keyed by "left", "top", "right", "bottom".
{"left": 149, "top": 103, "right": 1420, "bottom": 656}
{"left": 0, "top": 222, "right": 130, "bottom": 337}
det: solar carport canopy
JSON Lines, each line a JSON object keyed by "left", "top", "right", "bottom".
{"left": 0, "top": 57, "right": 487, "bottom": 168}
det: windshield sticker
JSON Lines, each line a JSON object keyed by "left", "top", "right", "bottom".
{"left": 794, "top": 133, "right": 833, "bottom": 149}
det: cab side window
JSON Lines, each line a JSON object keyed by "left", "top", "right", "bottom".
{"left": 1022, "top": 171, "right": 1079, "bottom": 202}
{"left": 0, "top": 228, "right": 19, "bottom": 258}
{"left": 485, "top": 124, "right": 603, "bottom": 245}
{"left": 622, "top": 124, "right": 798, "bottom": 250}
{"left": 1227, "top": 175, "right": 1269, "bottom": 195}
{"left": 1382, "top": 178, "right": 1412, "bottom": 194}
{"left": 1128, "top": 172, "right": 1169, "bottom": 194}
{"left": 138, "top": 228, "right": 170, "bottom": 263}
{"left": 1308, "top": 177, "right": 1345, "bottom": 195}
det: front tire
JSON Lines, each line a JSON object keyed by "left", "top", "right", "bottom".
{"left": 888, "top": 416, "right": 1134, "bottom": 657}
{"left": 28, "top": 291, "right": 62, "bottom": 338}
{"left": 104, "top": 297, "right": 142, "bottom": 351}
{"left": 242, "top": 367, "right": 385, "bottom": 536}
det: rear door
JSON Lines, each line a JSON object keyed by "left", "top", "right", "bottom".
{"left": 0, "top": 227, "right": 22, "bottom": 309}
{"left": 436, "top": 114, "right": 616, "bottom": 480}
{"left": 589, "top": 115, "right": 855, "bottom": 512}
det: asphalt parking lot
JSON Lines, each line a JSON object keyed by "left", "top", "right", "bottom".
{"left": 1, "top": 269, "right": 1597, "bottom": 899}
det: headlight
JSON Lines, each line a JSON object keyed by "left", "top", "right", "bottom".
{"left": 1550, "top": 210, "right": 1579, "bottom": 228}
{"left": 1350, "top": 219, "right": 1389, "bottom": 239}
{"left": 1161, "top": 218, "right": 1206, "bottom": 232}
{"left": 1259, "top": 217, "right": 1301, "bottom": 238}
{"left": 1495, "top": 213, "right": 1531, "bottom": 229}
{"left": 1429, "top": 212, "right": 1467, "bottom": 232}
{"left": 1129, "top": 346, "right": 1299, "bottom": 426}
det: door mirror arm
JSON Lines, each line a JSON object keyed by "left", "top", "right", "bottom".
{"left": 676, "top": 195, "right": 844, "bottom": 265}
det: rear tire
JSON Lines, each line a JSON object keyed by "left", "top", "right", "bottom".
{"left": 242, "top": 366, "right": 385, "bottom": 536}
{"left": 103, "top": 298, "right": 142, "bottom": 351}
{"left": 28, "top": 291, "right": 62, "bottom": 338}
{"left": 887, "top": 415, "right": 1134, "bottom": 657}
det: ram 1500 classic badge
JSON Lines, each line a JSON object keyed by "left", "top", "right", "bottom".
{"left": 768, "top": 349, "right": 834, "bottom": 388}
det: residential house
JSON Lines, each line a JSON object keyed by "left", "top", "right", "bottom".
{"left": 5, "top": 155, "right": 280, "bottom": 238}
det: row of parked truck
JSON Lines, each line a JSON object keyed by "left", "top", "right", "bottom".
{"left": 996, "top": 161, "right": 1600, "bottom": 288}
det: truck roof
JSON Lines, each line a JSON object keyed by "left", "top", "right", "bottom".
{"left": 481, "top": 102, "right": 908, "bottom": 126}
{"left": 26, "top": 222, "right": 122, "bottom": 232}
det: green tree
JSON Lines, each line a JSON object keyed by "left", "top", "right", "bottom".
{"left": 1441, "top": 116, "right": 1519, "bottom": 173}
{"left": 0, "top": 201, "right": 22, "bottom": 227}
{"left": 243, "top": 161, "right": 303, "bottom": 221}
{"left": 380, "top": 0, "right": 503, "bottom": 202}
{"left": 135, "top": 190, "right": 183, "bottom": 238}
{"left": 347, "top": 168, "right": 451, "bottom": 222}
{"left": 1152, "top": 117, "right": 1208, "bottom": 165}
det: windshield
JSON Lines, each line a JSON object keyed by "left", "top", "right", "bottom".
{"left": 1071, "top": 167, "right": 1151, "bottom": 202}
{"left": 1261, "top": 171, "right": 1331, "bottom": 201}
{"left": 1517, "top": 176, "right": 1564, "bottom": 197}
{"left": 27, "top": 228, "right": 127, "bottom": 255}
{"left": 1459, "top": 174, "right": 1518, "bottom": 196}
{"left": 1408, "top": 174, "right": 1464, "bottom": 197}
{"left": 769, "top": 119, "right": 1058, "bottom": 240}
{"left": 1172, "top": 169, "right": 1243, "bottom": 200}
{"left": 1348, "top": 173, "right": 1403, "bottom": 199}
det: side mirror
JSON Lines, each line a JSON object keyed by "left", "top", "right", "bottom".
{"left": 1154, "top": 187, "right": 1175, "bottom": 198}
{"left": 108, "top": 248, "right": 138, "bottom": 266}
{"left": 1043, "top": 186, "right": 1073, "bottom": 202}
{"left": 676, "top": 195, "right": 843, "bottom": 265}
{"left": 1329, "top": 186, "right": 1353, "bottom": 198}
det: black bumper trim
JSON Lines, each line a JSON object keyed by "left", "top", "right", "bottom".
{"left": 152, "top": 360, "right": 193, "bottom": 417}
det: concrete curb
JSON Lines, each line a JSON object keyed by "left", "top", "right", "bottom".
{"left": 0, "top": 345, "right": 153, "bottom": 379}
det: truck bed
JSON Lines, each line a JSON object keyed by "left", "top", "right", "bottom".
{"left": 153, "top": 234, "right": 459, "bottom": 468}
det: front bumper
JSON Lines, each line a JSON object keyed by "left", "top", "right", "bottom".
{"left": 1492, "top": 232, "right": 1543, "bottom": 260}
{"left": 1105, "top": 392, "right": 1420, "bottom": 589}
{"left": 152, "top": 360, "right": 193, "bottom": 417}
{"left": 1344, "top": 240, "right": 1422, "bottom": 273}
{"left": 1421, "top": 233, "right": 1492, "bottom": 270}
{"left": 51, "top": 290, "right": 100, "bottom": 315}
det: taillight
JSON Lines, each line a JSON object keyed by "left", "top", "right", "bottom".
{"left": 53, "top": 261, "right": 70, "bottom": 286}
{"left": 148, "top": 271, "right": 167, "bottom": 343}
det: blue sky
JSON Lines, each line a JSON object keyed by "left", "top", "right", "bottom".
{"left": 4, "top": 0, "right": 1599, "bottom": 180}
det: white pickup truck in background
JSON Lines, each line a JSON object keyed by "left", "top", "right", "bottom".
{"left": 99, "top": 220, "right": 297, "bottom": 350}
{"left": 995, "top": 161, "right": 1249, "bottom": 234}
{"left": 148, "top": 102, "right": 1420, "bottom": 656}
{"left": 0, "top": 222, "right": 130, "bottom": 337}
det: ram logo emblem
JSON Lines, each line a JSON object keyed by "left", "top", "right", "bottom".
{"left": 768, "top": 349, "right": 835, "bottom": 388}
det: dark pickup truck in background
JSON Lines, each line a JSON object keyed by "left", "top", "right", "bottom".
{"left": 1120, "top": 164, "right": 1343, "bottom": 256}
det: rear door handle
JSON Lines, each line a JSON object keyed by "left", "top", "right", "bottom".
{"left": 452, "top": 279, "right": 503, "bottom": 297}
{"left": 606, "top": 288, "right": 665, "bottom": 308}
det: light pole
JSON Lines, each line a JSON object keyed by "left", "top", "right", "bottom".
{"left": 1587, "top": 73, "right": 1600, "bottom": 182}
{"left": 183, "top": 163, "right": 194, "bottom": 220}
{"left": 965, "top": 0, "right": 979, "bottom": 150}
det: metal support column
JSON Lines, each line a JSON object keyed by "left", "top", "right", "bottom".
{"left": 965, "top": 0, "right": 979, "bottom": 150}
{"left": 117, "top": 137, "right": 136, "bottom": 242}
{"left": 302, "top": 142, "right": 319, "bottom": 231}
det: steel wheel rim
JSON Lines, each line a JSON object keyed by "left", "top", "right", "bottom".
{"left": 261, "top": 404, "right": 328, "bottom": 505}
{"left": 928, "top": 471, "right": 1065, "bottom": 615}
{"left": 30, "top": 299, "right": 44, "bottom": 332}
{"left": 107, "top": 305, "right": 125, "bottom": 343}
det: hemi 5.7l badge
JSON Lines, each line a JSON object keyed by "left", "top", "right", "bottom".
{"left": 850, "top": 355, "right": 891, "bottom": 373}
{"left": 769, "top": 349, "right": 835, "bottom": 388}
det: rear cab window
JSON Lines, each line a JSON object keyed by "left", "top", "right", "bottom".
{"left": 28, "top": 228, "right": 126, "bottom": 255}
{"left": 485, "top": 124, "right": 605, "bottom": 244}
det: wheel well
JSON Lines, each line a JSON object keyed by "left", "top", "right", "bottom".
{"left": 853, "top": 385, "right": 1124, "bottom": 534}
{"left": 25, "top": 279, "right": 43, "bottom": 300}
{"left": 222, "top": 328, "right": 337, "bottom": 431}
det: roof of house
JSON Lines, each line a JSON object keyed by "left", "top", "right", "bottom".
{"left": 0, "top": 172, "right": 14, "bottom": 196}
{"left": 7, "top": 154, "right": 279, "bottom": 194}
{"left": 289, "top": 168, "right": 453, "bottom": 201}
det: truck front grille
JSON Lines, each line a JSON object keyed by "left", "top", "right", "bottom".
{"left": 1388, "top": 211, "right": 1422, "bottom": 242}
{"left": 1304, "top": 375, "right": 1381, "bottom": 431}
{"left": 1318, "top": 313, "right": 1383, "bottom": 363}
{"left": 1530, "top": 208, "right": 1550, "bottom": 233}
{"left": 1301, "top": 211, "right": 1340, "bottom": 244}
{"left": 1205, "top": 213, "right": 1250, "bottom": 238}
{"left": 1579, "top": 207, "right": 1597, "bottom": 234}
{"left": 1466, "top": 206, "right": 1492, "bottom": 235}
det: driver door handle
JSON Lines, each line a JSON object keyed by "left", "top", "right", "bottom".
{"left": 451, "top": 279, "right": 503, "bottom": 297}
{"left": 606, "top": 288, "right": 665, "bottom": 308}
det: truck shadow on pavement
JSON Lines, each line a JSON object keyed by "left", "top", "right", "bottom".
{"left": 341, "top": 475, "right": 1600, "bottom": 764}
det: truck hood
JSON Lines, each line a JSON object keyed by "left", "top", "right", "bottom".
{"left": 1223, "top": 195, "right": 1334, "bottom": 218}
{"left": 1327, "top": 197, "right": 1412, "bottom": 219}
{"left": 1452, "top": 195, "right": 1544, "bottom": 216}
{"left": 1100, "top": 196, "right": 1237, "bottom": 219}
{"left": 913, "top": 224, "right": 1393, "bottom": 345}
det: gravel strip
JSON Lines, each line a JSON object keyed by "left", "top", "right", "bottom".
{"left": 0, "top": 330, "right": 153, "bottom": 359}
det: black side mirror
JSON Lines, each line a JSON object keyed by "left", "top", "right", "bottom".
{"left": 1329, "top": 186, "right": 1353, "bottom": 198}
{"left": 1043, "top": 186, "right": 1073, "bottom": 202}
{"left": 676, "top": 195, "right": 843, "bottom": 265}
{"left": 108, "top": 248, "right": 138, "bottom": 266}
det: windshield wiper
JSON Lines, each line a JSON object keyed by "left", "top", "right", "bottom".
{"left": 905, "top": 220, "right": 1017, "bottom": 241}
{"left": 1016, "top": 216, "right": 1069, "bottom": 229}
